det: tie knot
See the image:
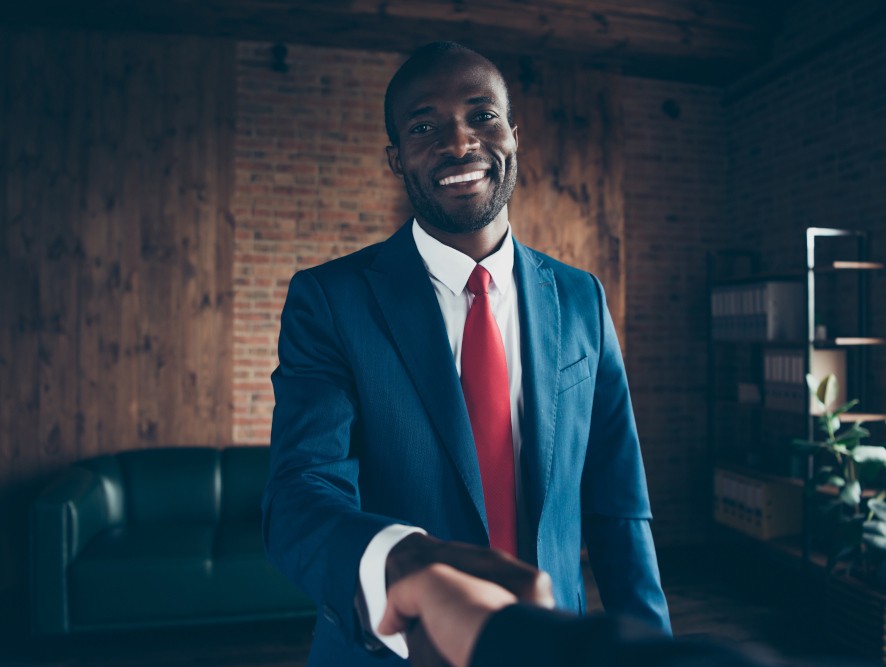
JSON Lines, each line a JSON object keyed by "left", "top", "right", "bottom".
{"left": 467, "top": 265, "right": 492, "bottom": 296}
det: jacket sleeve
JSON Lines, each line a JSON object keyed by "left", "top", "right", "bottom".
{"left": 471, "top": 606, "right": 761, "bottom": 667}
{"left": 262, "top": 269, "right": 399, "bottom": 646}
{"left": 580, "top": 275, "right": 671, "bottom": 634}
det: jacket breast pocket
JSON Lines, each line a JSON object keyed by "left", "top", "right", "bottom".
{"left": 558, "top": 356, "right": 590, "bottom": 393}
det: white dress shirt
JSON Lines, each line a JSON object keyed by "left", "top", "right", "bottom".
{"left": 358, "top": 219, "right": 525, "bottom": 657}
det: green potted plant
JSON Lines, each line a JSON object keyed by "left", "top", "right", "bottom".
{"left": 794, "top": 373, "right": 886, "bottom": 576}
{"left": 795, "top": 373, "right": 886, "bottom": 662}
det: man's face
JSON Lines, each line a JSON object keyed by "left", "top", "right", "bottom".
{"left": 386, "top": 55, "right": 519, "bottom": 235}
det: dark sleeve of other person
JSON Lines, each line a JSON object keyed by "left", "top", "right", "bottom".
{"left": 471, "top": 605, "right": 774, "bottom": 667}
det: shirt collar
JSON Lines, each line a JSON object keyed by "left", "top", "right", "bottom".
{"left": 411, "top": 219, "right": 515, "bottom": 297}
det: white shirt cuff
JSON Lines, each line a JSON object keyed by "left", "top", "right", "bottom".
{"left": 359, "top": 524, "right": 427, "bottom": 658}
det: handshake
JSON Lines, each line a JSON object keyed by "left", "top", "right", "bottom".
{"left": 378, "top": 535, "right": 775, "bottom": 667}
{"left": 380, "top": 533, "right": 556, "bottom": 667}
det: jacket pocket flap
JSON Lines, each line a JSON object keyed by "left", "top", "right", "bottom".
{"left": 559, "top": 356, "right": 590, "bottom": 393}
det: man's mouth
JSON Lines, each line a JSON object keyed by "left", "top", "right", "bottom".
{"left": 437, "top": 170, "right": 488, "bottom": 187}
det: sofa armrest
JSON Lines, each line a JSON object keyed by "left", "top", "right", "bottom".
{"left": 30, "top": 466, "right": 116, "bottom": 634}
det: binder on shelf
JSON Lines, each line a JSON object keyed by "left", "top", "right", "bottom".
{"left": 763, "top": 348, "right": 846, "bottom": 415}
{"left": 763, "top": 349, "right": 806, "bottom": 413}
{"left": 711, "top": 281, "right": 804, "bottom": 342}
{"left": 712, "top": 468, "right": 803, "bottom": 540}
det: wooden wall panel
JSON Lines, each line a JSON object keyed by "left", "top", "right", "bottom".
{"left": 0, "top": 27, "right": 235, "bottom": 593}
{"left": 503, "top": 58, "right": 626, "bottom": 340}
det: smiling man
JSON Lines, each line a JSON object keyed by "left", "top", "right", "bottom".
{"left": 384, "top": 51, "right": 519, "bottom": 248}
{"left": 263, "top": 42, "right": 670, "bottom": 666}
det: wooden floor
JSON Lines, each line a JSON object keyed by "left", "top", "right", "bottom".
{"left": 0, "top": 547, "right": 868, "bottom": 667}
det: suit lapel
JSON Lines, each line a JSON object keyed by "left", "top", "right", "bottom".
{"left": 364, "top": 223, "right": 488, "bottom": 529}
{"left": 514, "top": 240, "right": 560, "bottom": 541}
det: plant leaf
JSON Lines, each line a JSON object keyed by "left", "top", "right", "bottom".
{"left": 807, "top": 373, "right": 820, "bottom": 396}
{"left": 817, "top": 374, "right": 838, "bottom": 409}
{"left": 864, "top": 534, "right": 886, "bottom": 551}
{"left": 806, "top": 373, "right": 825, "bottom": 410}
{"left": 869, "top": 498, "right": 886, "bottom": 520}
{"left": 852, "top": 445, "right": 886, "bottom": 463}
{"left": 836, "top": 424, "right": 871, "bottom": 443}
{"left": 832, "top": 399, "right": 861, "bottom": 417}
{"left": 839, "top": 480, "right": 861, "bottom": 506}
{"left": 863, "top": 519, "right": 886, "bottom": 538}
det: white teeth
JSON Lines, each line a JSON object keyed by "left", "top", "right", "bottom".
{"left": 438, "top": 170, "right": 486, "bottom": 186}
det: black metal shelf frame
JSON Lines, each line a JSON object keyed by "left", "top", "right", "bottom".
{"left": 707, "top": 227, "right": 884, "bottom": 565}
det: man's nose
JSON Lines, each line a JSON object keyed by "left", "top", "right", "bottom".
{"left": 437, "top": 121, "right": 479, "bottom": 158}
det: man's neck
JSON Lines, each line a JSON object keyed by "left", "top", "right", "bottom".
{"left": 416, "top": 214, "right": 510, "bottom": 262}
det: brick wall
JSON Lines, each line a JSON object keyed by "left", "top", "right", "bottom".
{"left": 727, "top": 3, "right": 886, "bottom": 419}
{"left": 770, "top": 0, "right": 883, "bottom": 60}
{"left": 621, "top": 79, "right": 729, "bottom": 546}
{"left": 232, "top": 43, "right": 409, "bottom": 444}
{"left": 728, "top": 8, "right": 886, "bottom": 271}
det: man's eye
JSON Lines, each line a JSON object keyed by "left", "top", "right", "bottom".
{"left": 410, "top": 123, "right": 433, "bottom": 134}
{"left": 474, "top": 112, "right": 496, "bottom": 122}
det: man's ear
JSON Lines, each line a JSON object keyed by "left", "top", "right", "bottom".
{"left": 512, "top": 125, "right": 518, "bottom": 150}
{"left": 386, "top": 145, "right": 403, "bottom": 177}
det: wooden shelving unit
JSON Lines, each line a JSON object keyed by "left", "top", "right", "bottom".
{"left": 707, "top": 227, "right": 885, "bottom": 552}
{"left": 828, "top": 337, "right": 886, "bottom": 346}
{"left": 707, "top": 230, "right": 886, "bottom": 665}
{"left": 816, "top": 261, "right": 886, "bottom": 272}
{"left": 837, "top": 413, "right": 886, "bottom": 424}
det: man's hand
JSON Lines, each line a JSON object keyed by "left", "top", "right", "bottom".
{"left": 383, "top": 535, "right": 555, "bottom": 665}
{"left": 385, "top": 533, "right": 554, "bottom": 606}
{"left": 379, "top": 564, "right": 521, "bottom": 667}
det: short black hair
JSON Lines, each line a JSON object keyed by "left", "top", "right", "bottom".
{"left": 384, "top": 41, "right": 513, "bottom": 146}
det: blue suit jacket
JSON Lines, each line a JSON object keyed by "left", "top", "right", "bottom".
{"left": 263, "top": 222, "right": 670, "bottom": 665}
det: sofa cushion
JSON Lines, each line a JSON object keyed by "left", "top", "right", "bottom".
{"left": 118, "top": 448, "right": 220, "bottom": 524}
{"left": 68, "top": 523, "right": 216, "bottom": 627}
{"left": 221, "top": 447, "right": 269, "bottom": 523}
{"left": 212, "top": 521, "right": 314, "bottom": 615}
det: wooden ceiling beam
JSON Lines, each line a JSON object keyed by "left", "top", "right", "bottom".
{"left": 0, "top": 0, "right": 776, "bottom": 83}
{"left": 349, "top": 0, "right": 769, "bottom": 35}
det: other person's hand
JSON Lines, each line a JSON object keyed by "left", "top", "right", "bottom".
{"left": 383, "top": 535, "right": 554, "bottom": 666}
{"left": 379, "top": 563, "right": 521, "bottom": 667}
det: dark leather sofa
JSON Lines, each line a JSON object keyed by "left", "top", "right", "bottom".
{"left": 30, "top": 446, "right": 314, "bottom": 635}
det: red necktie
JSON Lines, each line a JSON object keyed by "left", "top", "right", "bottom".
{"left": 461, "top": 265, "right": 517, "bottom": 555}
